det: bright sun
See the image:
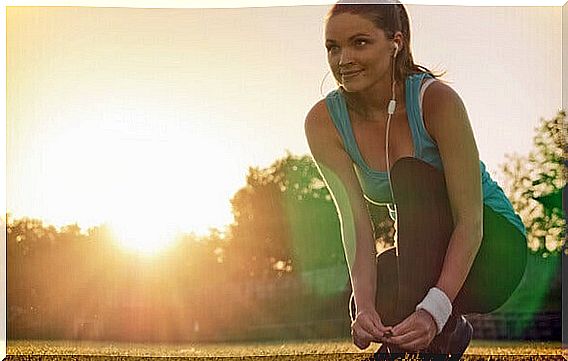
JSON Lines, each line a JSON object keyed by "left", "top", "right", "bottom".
{"left": 33, "top": 120, "right": 236, "bottom": 256}
{"left": 109, "top": 217, "right": 179, "bottom": 256}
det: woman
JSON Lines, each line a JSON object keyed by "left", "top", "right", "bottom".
{"left": 304, "top": 1, "right": 527, "bottom": 357}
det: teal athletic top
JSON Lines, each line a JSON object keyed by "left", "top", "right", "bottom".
{"left": 325, "top": 72, "right": 527, "bottom": 236}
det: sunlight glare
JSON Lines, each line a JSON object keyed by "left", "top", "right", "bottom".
{"left": 109, "top": 215, "right": 178, "bottom": 256}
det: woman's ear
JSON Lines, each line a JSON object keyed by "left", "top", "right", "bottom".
{"left": 393, "top": 31, "right": 404, "bottom": 52}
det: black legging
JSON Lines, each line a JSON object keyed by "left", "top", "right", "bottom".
{"left": 350, "top": 157, "right": 527, "bottom": 330}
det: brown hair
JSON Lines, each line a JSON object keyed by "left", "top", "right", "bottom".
{"left": 326, "top": 1, "right": 442, "bottom": 83}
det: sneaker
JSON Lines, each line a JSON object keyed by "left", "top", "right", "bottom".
{"left": 447, "top": 316, "right": 473, "bottom": 359}
{"left": 428, "top": 315, "right": 473, "bottom": 359}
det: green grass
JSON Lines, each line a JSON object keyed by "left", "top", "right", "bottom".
{"left": 6, "top": 339, "right": 565, "bottom": 359}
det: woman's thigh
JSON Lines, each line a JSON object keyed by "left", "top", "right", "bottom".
{"left": 454, "top": 205, "right": 528, "bottom": 314}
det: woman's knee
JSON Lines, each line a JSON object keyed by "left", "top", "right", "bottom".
{"left": 390, "top": 157, "right": 445, "bottom": 196}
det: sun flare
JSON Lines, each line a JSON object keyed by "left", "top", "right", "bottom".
{"left": 109, "top": 217, "right": 179, "bottom": 256}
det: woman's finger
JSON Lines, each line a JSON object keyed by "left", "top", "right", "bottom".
{"left": 352, "top": 325, "right": 375, "bottom": 349}
{"left": 388, "top": 330, "right": 421, "bottom": 345}
{"left": 367, "top": 316, "right": 390, "bottom": 339}
{"left": 374, "top": 317, "right": 393, "bottom": 334}
{"left": 356, "top": 317, "right": 379, "bottom": 335}
{"left": 391, "top": 315, "right": 413, "bottom": 336}
{"left": 353, "top": 324, "right": 376, "bottom": 341}
{"left": 397, "top": 336, "right": 430, "bottom": 352}
{"left": 353, "top": 337, "right": 371, "bottom": 350}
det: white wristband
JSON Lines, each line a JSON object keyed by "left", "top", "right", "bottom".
{"left": 415, "top": 287, "right": 452, "bottom": 335}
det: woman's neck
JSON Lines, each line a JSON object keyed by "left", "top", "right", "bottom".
{"left": 343, "top": 80, "right": 405, "bottom": 122}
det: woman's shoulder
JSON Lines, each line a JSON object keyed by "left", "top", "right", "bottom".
{"left": 422, "top": 78, "right": 462, "bottom": 110}
{"left": 305, "top": 98, "right": 332, "bottom": 136}
{"left": 421, "top": 78, "right": 469, "bottom": 141}
{"left": 305, "top": 88, "right": 346, "bottom": 128}
{"left": 306, "top": 97, "right": 328, "bottom": 118}
{"left": 305, "top": 98, "right": 342, "bottom": 153}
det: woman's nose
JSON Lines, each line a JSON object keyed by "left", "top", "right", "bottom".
{"left": 338, "top": 49, "right": 353, "bottom": 66}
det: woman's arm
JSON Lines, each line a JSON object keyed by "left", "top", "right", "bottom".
{"left": 388, "top": 81, "right": 483, "bottom": 351}
{"left": 305, "top": 100, "right": 395, "bottom": 352}
{"left": 304, "top": 100, "right": 378, "bottom": 314}
{"left": 422, "top": 81, "right": 484, "bottom": 303}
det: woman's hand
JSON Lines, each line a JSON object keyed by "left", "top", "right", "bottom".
{"left": 351, "top": 308, "right": 393, "bottom": 350}
{"left": 387, "top": 309, "right": 437, "bottom": 351}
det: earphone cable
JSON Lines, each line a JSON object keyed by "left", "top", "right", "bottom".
{"left": 385, "top": 52, "right": 398, "bottom": 222}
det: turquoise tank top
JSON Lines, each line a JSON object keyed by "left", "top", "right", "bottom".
{"left": 325, "top": 72, "right": 527, "bottom": 236}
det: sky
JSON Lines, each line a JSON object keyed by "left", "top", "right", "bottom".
{"left": 6, "top": 3, "right": 562, "bottom": 239}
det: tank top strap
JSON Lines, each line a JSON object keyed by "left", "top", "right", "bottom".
{"left": 405, "top": 72, "right": 437, "bottom": 160}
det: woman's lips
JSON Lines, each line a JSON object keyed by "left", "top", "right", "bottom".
{"left": 341, "top": 70, "right": 362, "bottom": 79}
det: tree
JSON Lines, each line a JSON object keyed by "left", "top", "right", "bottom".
{"left": 499, "top": 110, "right": 566, "bottom": 255}
{"left": 226, "top": 152, "right": 347, "bottom": 281}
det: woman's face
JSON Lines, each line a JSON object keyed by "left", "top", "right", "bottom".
{"left": 325, "top": 13, "right": 394, "bottom": 93}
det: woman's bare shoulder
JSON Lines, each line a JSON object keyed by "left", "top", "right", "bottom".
{"left": 305, "top": 99, "right": 329, "bottom": 132}
{"left": 423, "top": 79, "right": 462, "bottom": 112}
{"left": 422, "top": 79, "right": 468, "bottom": 142}
{"left": 304, "top": 99, "right": 341, "bottom": 151}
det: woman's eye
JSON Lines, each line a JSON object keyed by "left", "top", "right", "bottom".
{"left": 355, "top": 39, "right": 367, "bottom": 46}
{"left": 326, "top": 45, "right": 339, "bottom": 53}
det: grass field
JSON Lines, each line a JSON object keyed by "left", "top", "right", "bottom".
{"left": 6, "top": 339, "right": 566, "bottom": 360}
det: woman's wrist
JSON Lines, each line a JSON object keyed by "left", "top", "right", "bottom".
{"left": 415, "top": 287, "right": 452, "bottom": 334}
{"left": 354, "top": 298, "right": 376, "bottom": 314}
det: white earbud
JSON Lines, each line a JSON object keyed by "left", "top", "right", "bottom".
{"left": 393, "top": 43, "right": 399, "bottom": 58}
